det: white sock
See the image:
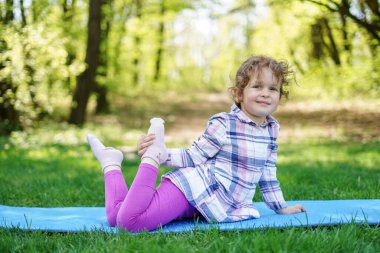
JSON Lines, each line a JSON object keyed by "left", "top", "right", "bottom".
{"left": 87, "top": 134, "right": 124, "bottom": 173}
{"left": 141, "top": 118, "right": 168, "bottom": 165}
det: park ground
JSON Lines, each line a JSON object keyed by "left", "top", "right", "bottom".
{"left": 89, "top": 92, "right": 380, "bottom": 148}
{"left": 0, "top": 93, "right": 379, "bottom": 252}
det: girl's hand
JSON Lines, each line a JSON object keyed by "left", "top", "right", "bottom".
{"left": 276, "top": 204, "right": 306, "bottom": 215}
{"left": 137, "top": 133, "right": 155, "bottom": 157}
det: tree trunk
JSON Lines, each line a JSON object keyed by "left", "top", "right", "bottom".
{"left": 153, "top": 0, "right": 165, "bottom": 81}
{"left": 62, "top": 0, "right": 69, "bottom": 14}
{"left": 307, "top": 0, "right": 380, "bottom": 45}
{"left": 19, "top": 0, "right": 27, "bottom": 26}
{"left": 95, "top": 0, "right": 113, "bottom": 114}
{"left": 94, "top": 85, "right": 109, "bottom": 113}
{"left": 289, "top": 48, "right": 305, "bottom": 74}
{"left": 24, "top": 52, "right": 40, "bottom": 111}
{"left": 321, "top": 18, "right": 341, "bottom": 65}
{"left": 61, "top": 0, "right": 77, "bottom": 91}
{"left": 132, "top": 0, "right": 142, "bottom": 86}
{"left": 113, "top": 4, "right": 130, "bottom": 76}
{"left": 31, "top": 0, "right": 39, "bottom": 22}
{"left": 68, "top": 0, "right": 103, "bottom": 125}
{"left": 339, "top": 11, "right": 351, "bottom": 52}
{"left": 0, "top": 82, "right": 21, "bottom": 135}
{"left": 0, "top": 1, "right": 22, "bottom": 134}
{"left": 311, "top": 22, "right": 323, "bottom": 60}
{"left": 132, "top": 37, "right": 141, "bottom": 86}
{"left": 0, "top": 61, "right": 22, "bottom": 135}
{"left": 5, "top": 0, "right": 14, "bottom": 22}
{"left": 339, "top": 10, "right": 351, "bottom": 63}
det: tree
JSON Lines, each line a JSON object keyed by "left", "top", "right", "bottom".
{"left": 69, "top": 0, "right": 103, "bottom": 125}
{"left": 61, "top": 0, "right": 78, "bottom": 89}
{"left": 305, "top": 0, "right": 380, "bottom": 46}
{"left": 0, "top": 0, "right": 22, "bottom": 135}
{"left": 310, "top": 17, "right": 341, "bottom": 65}
{"left": 132, "top": 0, "right": 143, "bottom": 86}
{"left": 153, "top": 0, "right": 166, "bottom": 81}
{"left": 94, "top": 0, "right": 114, "bottom": 114}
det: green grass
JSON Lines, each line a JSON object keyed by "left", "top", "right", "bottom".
{"left": 0, "top": 225, "right": 379, "bottom": 253}
{"left": 0, "top": 129, "right": 380, "bottom": 252}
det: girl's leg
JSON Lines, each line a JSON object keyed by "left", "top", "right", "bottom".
{"left": 88, "top": 118, "right": 194, "bottom": 232}
{"left": 115, "top": 117, "right": 197, "bottom": 232}
{"left": 116, "top": 162, "right": 197, "bottom": 232}
{"left": 104, "top": 170, "right": 128, "bottom": 226}
{"left": 87, "top": 134, "right": 127, "bottom": 226}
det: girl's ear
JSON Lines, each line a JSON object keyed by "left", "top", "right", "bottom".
{"left": 236, "top": 88, "right": 243, "bottom": 102}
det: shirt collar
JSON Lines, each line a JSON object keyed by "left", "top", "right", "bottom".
{"left": 231, "top": 103, "right": 279, "bottom": 127}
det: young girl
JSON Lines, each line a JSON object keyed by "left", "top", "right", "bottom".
{"left": 88, "top": 55, "right": 306, "bottom": 232}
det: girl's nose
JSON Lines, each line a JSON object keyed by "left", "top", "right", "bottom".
{"left": 261, "top": 88, "right": 270, "bottom": 97}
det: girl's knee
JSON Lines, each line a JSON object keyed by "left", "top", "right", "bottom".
{"left": 116, "top": 216, "right": 143, "bottom": 232}
{"left": 116, "top": 214, "right": 156, "bottom": 232}
{"left": 106, "top": 206, "right": 117, "bottom": 227}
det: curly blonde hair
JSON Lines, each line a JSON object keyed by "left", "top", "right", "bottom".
{"left": 229, "top": 55, "right": 294, "bottom": 106}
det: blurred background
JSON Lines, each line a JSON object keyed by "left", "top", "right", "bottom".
{"left": 0, "top": 0, "right": 379, "bottom": 147}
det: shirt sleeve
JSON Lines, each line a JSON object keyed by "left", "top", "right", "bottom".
{"left": 163, "top": 115, "right": 227, "bottom": 168}
{"left": 258, "top": 124, "right": 287, "bottom": 211}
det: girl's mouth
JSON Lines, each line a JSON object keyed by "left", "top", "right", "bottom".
{"left": 256, "top": 101, "right": 270, "bottom": 106}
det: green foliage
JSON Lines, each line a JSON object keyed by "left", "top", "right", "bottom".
{"left": 1, "top": 0, "right": 380, "bottom": 134}
{"left": 293, "top": 58, "right": 380, "bottom": 99}
{"left": 252, "top": 1, "right": 380, "bottom": 100}
{"left": 0, "top": 21, "right": 84, "bottom": 127}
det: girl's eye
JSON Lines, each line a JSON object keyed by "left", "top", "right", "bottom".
{"left": 270, "top": 87, "right": 279, "bottom": 91}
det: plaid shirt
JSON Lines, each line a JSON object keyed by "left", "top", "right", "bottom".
{"left": 163, "top": 104, "right": 287, "bottom": 222}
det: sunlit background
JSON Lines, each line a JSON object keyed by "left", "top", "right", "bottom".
{"left": 0, "top": 0, "right": 379, "bottom": 140}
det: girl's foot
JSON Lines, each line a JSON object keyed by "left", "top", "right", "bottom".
{"left": 87, "top": 134, "right": 124, "bottom": 173}
{"left": 141, "top": 118, "right": 168, "bottom": 167}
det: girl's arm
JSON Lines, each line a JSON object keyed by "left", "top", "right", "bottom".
{"left": 258, "top": 149, "right": 288, "bottom": 211}
{"left": 163, "top": 117, "right": 227, "bottom": 168}
{"left": 259, "top": 148, "right": 306, "bottom": 214}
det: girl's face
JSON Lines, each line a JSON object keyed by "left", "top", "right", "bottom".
{"left": 238, "top": 67, "right": 281, "bottom": 125}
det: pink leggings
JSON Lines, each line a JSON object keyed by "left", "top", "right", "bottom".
{"left": 104, "top": 163, "right": 198, "bottom": 232}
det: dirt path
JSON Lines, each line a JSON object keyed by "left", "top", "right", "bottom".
{"left": 102, "top": 92, "right": 379, "bottom": 157}
{"left": 106, "top": 92, "right": 379, "bottom": 147}
{"left": 163, "top": 93, "right": 380, "bottom": 144}
{"left": 164, "top": 93, "right": 232, "bottom": 144}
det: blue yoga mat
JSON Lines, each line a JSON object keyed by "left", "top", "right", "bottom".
{"left": 1, "top": 200, "right": 379, "bottom": 233}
